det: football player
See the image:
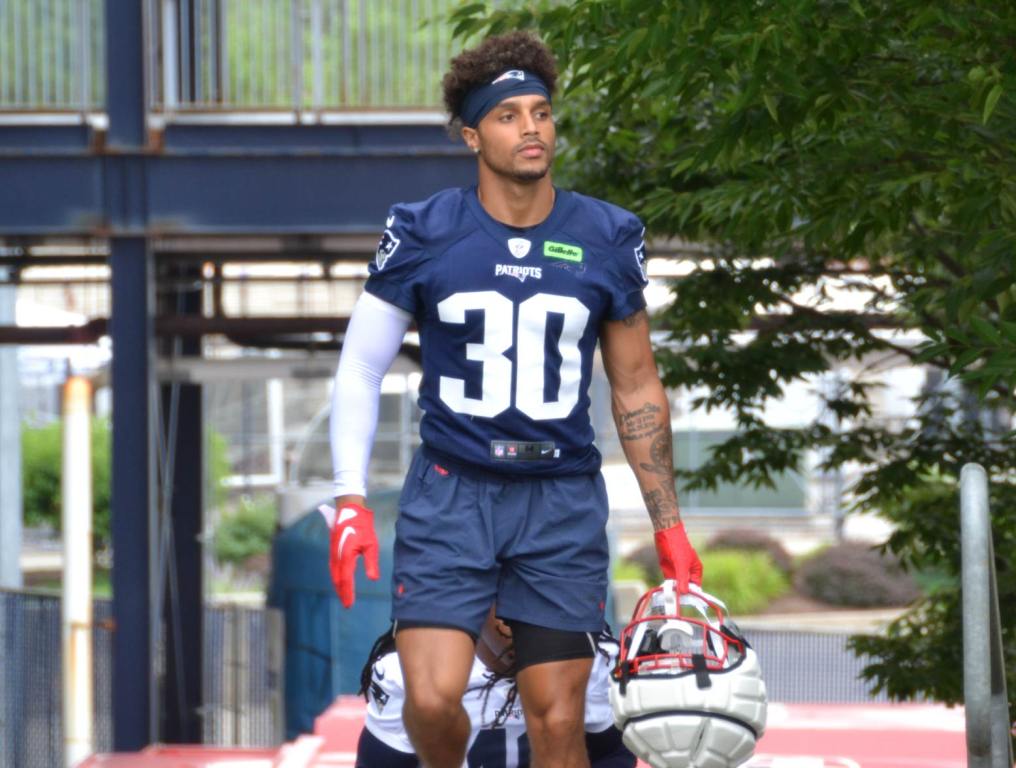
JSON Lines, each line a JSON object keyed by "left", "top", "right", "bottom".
{"left": 329, "top": 31, "right": 702, "bottom": 768}
{"left": 355, "top": 608, "right": 634, "bottom": 768}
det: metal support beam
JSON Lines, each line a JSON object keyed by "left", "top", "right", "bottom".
{"left": 107, "top": 0, "right": 155, "bottom": 751}
{"left": 159, "top": 265, "right": 204, "bottom": 744}
{"left": 110, "top": 239, "right": 158, "bottom": 751}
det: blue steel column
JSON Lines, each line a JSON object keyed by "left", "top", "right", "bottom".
{"left": 160, "top": 266, "right": 205, "bottom": 744}
{"left": 106, "top": 0, "right": 157, "bottom": 751}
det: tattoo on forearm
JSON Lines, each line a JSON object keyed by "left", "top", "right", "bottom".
{"left": 621, "top": 309, "right": 648, "bottom": 328}
{"left": 639, "top": 430, "right": 674, "bottom": 476}
{"left": 643, "top": 481, "right": 681, "bottom": 530}
{"left": 617, "top": 402, "right": 663, "bottom": 442}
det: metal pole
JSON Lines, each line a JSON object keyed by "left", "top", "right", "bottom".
{"left": 106, "top": 0, "right": 156, "bottom": 750}
{"left": 268, "top": 379, "right": 285, "bottom": 485}
{"left": 959, "top": 463, "right": 1013, "bottom": 768}
{"left": 62, "top": 376, "right": 95, "bottom": 767}
{"left": 310, "top": 0, "right": 323, "bottom": 110}
{"left": 291, "top": 0, "right": 304, "bottom": 113}
{"left": 162, "top": 0, "right": 180, "bottom": 110}
{"left": 0, "top": 267, "right": 22, "bottom": 589}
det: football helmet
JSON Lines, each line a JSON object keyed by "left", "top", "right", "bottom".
{"left": 609, "top": 582, "right": 767, "bottom": 768}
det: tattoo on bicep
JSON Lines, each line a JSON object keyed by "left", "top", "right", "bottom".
{"left": 639, "top": 430, "right": 674, "bottom": 476}
{"left": 616, "top": 402, "right": 663, "bottom": 441}
{"left": 620, "top": 309, "right": 648, "bottom": 328}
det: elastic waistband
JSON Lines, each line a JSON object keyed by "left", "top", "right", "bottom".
{"left": 420, "top": 444, "right": 592, "bottom": 484}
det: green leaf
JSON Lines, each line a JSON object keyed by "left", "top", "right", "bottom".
{"left": 1000, "top": 320, "right": 1016, "bottom": 344}
{"left": 763, "top": 93, "right": 780, "bottom": 123}
{"left": 982, "top": 84, "right": 1003, "bottom": 124}
{"left": 970, "top": 316, "right": 1002, "bottom": 345}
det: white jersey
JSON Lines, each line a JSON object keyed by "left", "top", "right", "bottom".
{"left": 363, "top": 639, "right": 619, "bottom": 766}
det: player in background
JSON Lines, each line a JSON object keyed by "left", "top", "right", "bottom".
{"left": 329, "top": 31, "right": 702, "bottom": 768}
{"left": 354, "top": 608, "right": 634, "bottom": 768}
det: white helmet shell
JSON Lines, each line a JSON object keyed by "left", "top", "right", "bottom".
{"left": 609, "top": 583, "right": 767, "bottom": 768}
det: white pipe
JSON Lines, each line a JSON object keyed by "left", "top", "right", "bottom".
{"left": 267, "top": 378, "right": 285, "bottom": 484}
{"left": 0, "top": 269, "right": 22, "bottom": 588}
{"left": 62, "top": 375, "right": 94, "bottom": 767}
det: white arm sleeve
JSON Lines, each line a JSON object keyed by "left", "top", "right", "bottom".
{"left": 330, "top": 291, "right": 412, "bottom": 498}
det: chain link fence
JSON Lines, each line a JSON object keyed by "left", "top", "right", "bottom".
{"left": 1, "top": 587, "right": 898, "bottom": 767}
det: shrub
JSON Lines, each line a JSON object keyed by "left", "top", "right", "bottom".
{"left": 623, "top": 543, "right": 663, "bottom": 585}
{"left": 22, "top": 418, "right": 111, "bottom": 550}
{"left": 700, "top": 549, "right": 789, "bottom": 616}
{"left": 21, "top": 418, "right": 231, "bottom": 552}
{"left": 617, "top": 546, "right": 788, "bottom": 615}
{"left": 612, "top": 559, "right": 649, "bottom": 583}
{"left": 705, "top": 528, "right": 793, "bottom": 576}
{"left": 795, "top": 542, "right": 921, "bottom": 608}
{"left": 214, "top": 495, "right": 278, "bottom": 566}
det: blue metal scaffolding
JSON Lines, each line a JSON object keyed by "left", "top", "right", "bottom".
{"left": 0, "top": 1, "right": 473, "bottom": 750}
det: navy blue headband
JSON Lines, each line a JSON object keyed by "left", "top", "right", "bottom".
{"left": 459, "top": 69, "right": 551, "bottom": 128}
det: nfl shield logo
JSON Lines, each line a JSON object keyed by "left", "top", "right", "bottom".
{"left": 507, "top": 238, "right": 531, "bottom": 259}
{"left": 494, "top": 444, "right": 505, "bottom": 458}
{"left": 376, "top": 229, "right": 400, "bottom": 270}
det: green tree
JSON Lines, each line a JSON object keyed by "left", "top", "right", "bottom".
{"left": 22, "top": 418, "right": 111, "bottom": 549}
{"left": 450, "top": 0, "right": 1016, "bottom": 714}
{"left": 22, "top": 418, "right": 231, "bottom": 551}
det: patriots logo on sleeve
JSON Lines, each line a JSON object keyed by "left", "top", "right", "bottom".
{"left": 634, "top": 229, "right": 648, "bottom": 281}
{"left": 375, "top": 228, "right": 401, "bottom": 270}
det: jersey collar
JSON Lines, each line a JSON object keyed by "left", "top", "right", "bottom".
{"left": 464, "top": 185, "right": 574, "bottom": 249}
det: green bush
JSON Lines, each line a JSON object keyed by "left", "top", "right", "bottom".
{"left": 623, "top": 543, "right": 664, "bottom": 585}
{"left": 616, "top": 546, "right": 788, "bottom": 615}
{"left": 699, "top": 549, "right": 789, "bottom": 616}
{"left": 22, "top": 419, "right": 111, "bottom": 550}
{"left": 795, "top": 542, "right": 921, "bottom": 608}
{"left": 214, "top": 495, "right": 278, "bottom": 566}
{"left": 21, "top": 418, "right": 231, "bottom": 551}
{"left": 705, "top": 528, "right": 794, "bottom": 577}
{"left": 612, "top": 559, "right": 649, "bottom": 583}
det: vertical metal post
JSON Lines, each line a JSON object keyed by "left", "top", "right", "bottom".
{"left": 162, "top": 0, "right": 180, "bottom": 111}
{"left": 106, "top": 0, "right": 156, "bottom": 751}
{"left": 0, "top": 268, "right": 22, "bottom": 589}
{"left": 77, "top": 0, "right": 92, "bottom": 115}
{"left": 960, "top": 463, "right": 1013, "bottom": 768}
{"left": 268, "top": 379, "right": 285, "bottom": 484}
{"left": 160, "top": 266, "right": 205, "bottom": 745}
{"left": 109, "top": 240, "right": 157, "bottom": 751}
{"left": 291, "top": 0, "right": 304, "bottom": 113}
{"left": 310, "top": 0, "right": 323, "bottom": 110}
{"left": 62, "top": 376, "right": 95, "bottom": 767}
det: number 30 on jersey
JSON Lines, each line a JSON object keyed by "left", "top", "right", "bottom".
{"left": 437, "top": 291, "right": 590, "bottom": 421}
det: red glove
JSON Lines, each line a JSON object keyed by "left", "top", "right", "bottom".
{"left": 654, "top": 522, "right": 703, "bottom": 594}
{"left": 329, "top": 503, "right": 380, "bottom": 608}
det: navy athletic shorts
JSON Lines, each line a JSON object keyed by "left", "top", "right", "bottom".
{"left": 391, "top": 447, "right": 610, "bottom": 637}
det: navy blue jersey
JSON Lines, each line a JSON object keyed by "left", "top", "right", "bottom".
{"left": 364, "top": 186, "right": 648, "bottom": 477}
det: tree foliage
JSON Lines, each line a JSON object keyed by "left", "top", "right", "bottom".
{"left": 450, "top": 0, "right": 1016, "bottom": 711}
{"left": 22, "top": 419, "right": 111, "bottom": 550}
{"left": 22, "top": 418, "right": 231, "bottom": 551}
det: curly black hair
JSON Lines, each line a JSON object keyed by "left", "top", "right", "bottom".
{"left": 442, "top": 31, "right": 558, "bottom": 129}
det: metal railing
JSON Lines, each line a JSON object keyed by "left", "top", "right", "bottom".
{"left": 0, "top": 590, "right": 281, "bottom": 768}
{"left": 0, "top": 0, "right": 105, "bottom": 112}
{"left": 149, "top": 0, "right": 459, "bottom": 113}
{"left": 1, "top": 0, "right": 470, "bottom": 114}
{"left": 960, "top": 463, "right": 1014, "bottom": 768}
